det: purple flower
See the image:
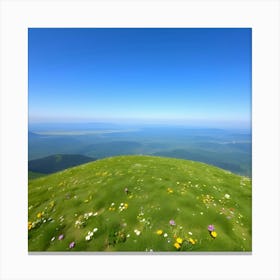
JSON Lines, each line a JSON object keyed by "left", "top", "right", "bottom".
{"left": 58, "top": 234, "right": 64, "bottom": 240}
{"left": 208, "top": 224, "right": 215, "bottom": 231}
{"left": 69, "top": 241, "right": 75, "bottom": 249}
{"left": 169, "top": 219, "right": 176, "bottom": 226}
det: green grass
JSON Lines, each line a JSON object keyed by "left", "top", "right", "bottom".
{"left": 28, "top": 155, "right": 252, "bottom": 252}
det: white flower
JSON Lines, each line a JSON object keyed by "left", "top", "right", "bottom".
{"left": 93, "top": 228, "right": 98, "bottom": 232}
{"left": 85, "top": 235, "right": 91, "bottom": 241}
{"left": 225, "top": 194, "right": 230, "bottom": 199}
{"left": 188, "top": 231, "right": 193, "bottom": 235}
{"left": 51, "top": 237, "right": 55, "bottom": 242}
{"left": 134, "top": 229, "right": 141, "bottom": 236}
{"left": 163, "top": 233, "right": 168, "bottom": 238}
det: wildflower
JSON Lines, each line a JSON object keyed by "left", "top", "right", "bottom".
{"left": 169, "top": 219, "right": 176, "bottom": 226}
{"left": 174, "top": 242, "right": 181, "bottom": 249}
{"left": 134, "top": 229, "right": 141, "bottom": 236}
{"left": 51, "top": 237, "right": 56, "bottom": 242}
{"left": 37, "top": 212, "right": 42, "bottom": 219}
{"left": 156, "top": 230, "right": 163, "bottom": 235}
{"left": 69, "top": 241, "right": 75, "bottom": 249}
{"left": 188, "top": 231, "right": 193, "bottom": 235}
{"left": 225, "top": 194, "right": 230, "bottom": 199}
{"left": 93, "top": 228, "right": 98, "bottom": 233}
{"left": 211, "top": 231, "right": 217, "bottom": 238}
{"left": 163, "top": 233, "right": 168, "bottom": 238}
{"left": 85, "top": 235, "right": 92, "bottom": 241}
{"left": 28, "top": 221, "right": 32, "bottom": 230}
{"left": 58, "top": 234, "right": 64, "bottom": 240}
{"left": 176, "top": 237, "right": 183, "bottom": 244}
{"left": 167, "top": 188, "right": 173, "bottom": 194}
{"left": 207, "top": 224, "right": 215, "bottom": 232}
{"left": 189, "top": 238, "right": 196, "bottom": 245}
{"left": 124, "top": 203, "right": 128, "bottom": 209}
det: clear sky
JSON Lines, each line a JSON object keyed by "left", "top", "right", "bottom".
{"left": 28, "top": 28, "right": 251, "bottom": 128}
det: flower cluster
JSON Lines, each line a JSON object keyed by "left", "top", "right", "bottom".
{"left": 173, "top": 236, "right": 197, "bottom": 250}
{"left": 208, "top": 224, "right": 218, "bottom": 238}
{"left": 108, "top": 202, "right": 116, "bottom": 211}
{"left": 201, "top": 194, "right": 215, "bottom": 207}
{"left": 174, "top": 237, "right": 183, "bottom": 249}
{"left": 74, "top": 215, "right": 87, "bottom": 228}
{"left": 118, "top": 202, "right": 128, "bottom": 212}
{"left": 74, "top": 212, "right": 96, "bottom": 229}
{"left": 134, "top": 229, "right": 141, "bottom": 236}
{"left": 85, "top": 228, "right": 98, "bottom": 241}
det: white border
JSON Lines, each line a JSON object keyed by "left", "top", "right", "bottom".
{"left": 0, "top": 0, "right": 279, "bottom": 279}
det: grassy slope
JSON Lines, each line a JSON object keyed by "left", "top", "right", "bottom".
{"left": 28, "top": 155, "right": 251, "bottom": 252}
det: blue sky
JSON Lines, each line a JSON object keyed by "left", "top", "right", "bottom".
{"left": 28, "top": 28, "right": 251, "bottom": 128}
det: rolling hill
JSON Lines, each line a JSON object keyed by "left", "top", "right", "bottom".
{"left": 28, "top": 155, "right": 252, "bottom": 252}
{"left": 28, "top": 154, "right": 96, "bottom": 174}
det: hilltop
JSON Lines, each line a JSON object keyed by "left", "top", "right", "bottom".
{"left": 28, "top": 155, "right": 251, "bottom": 252}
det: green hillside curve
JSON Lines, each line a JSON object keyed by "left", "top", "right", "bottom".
{"left": 28, "top": 155, "right": 252, "bottom": 252}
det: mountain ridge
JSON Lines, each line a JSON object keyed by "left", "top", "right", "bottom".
{"left": 28, "top": 154, "right": 96, "bottom": 174}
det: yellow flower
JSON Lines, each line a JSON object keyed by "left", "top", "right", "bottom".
{"left": 174, "top": 242, "right": 181, "bottom": 249}
{"left": 28, "top": 221, "right": 32, "bottom": 230}
{"left": 189, "top": 238, "right": 196, "bottom": 245}
{"left": 156, "top": 229, "right": 163, "bottom": 235}
{"left": 167, "top": 188, "right": 173, "bottom": 194}
{"left": 124, "top": 203, "right": 128, "bottom": 209}
{"left": 211, "top": 231, "right": 217, "bottom": 238}
{"left": 176, "top": 237, "right": 183, "bottom": 244}
{"left": 37, "top": 212, "right": 42, "bottom": 218}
